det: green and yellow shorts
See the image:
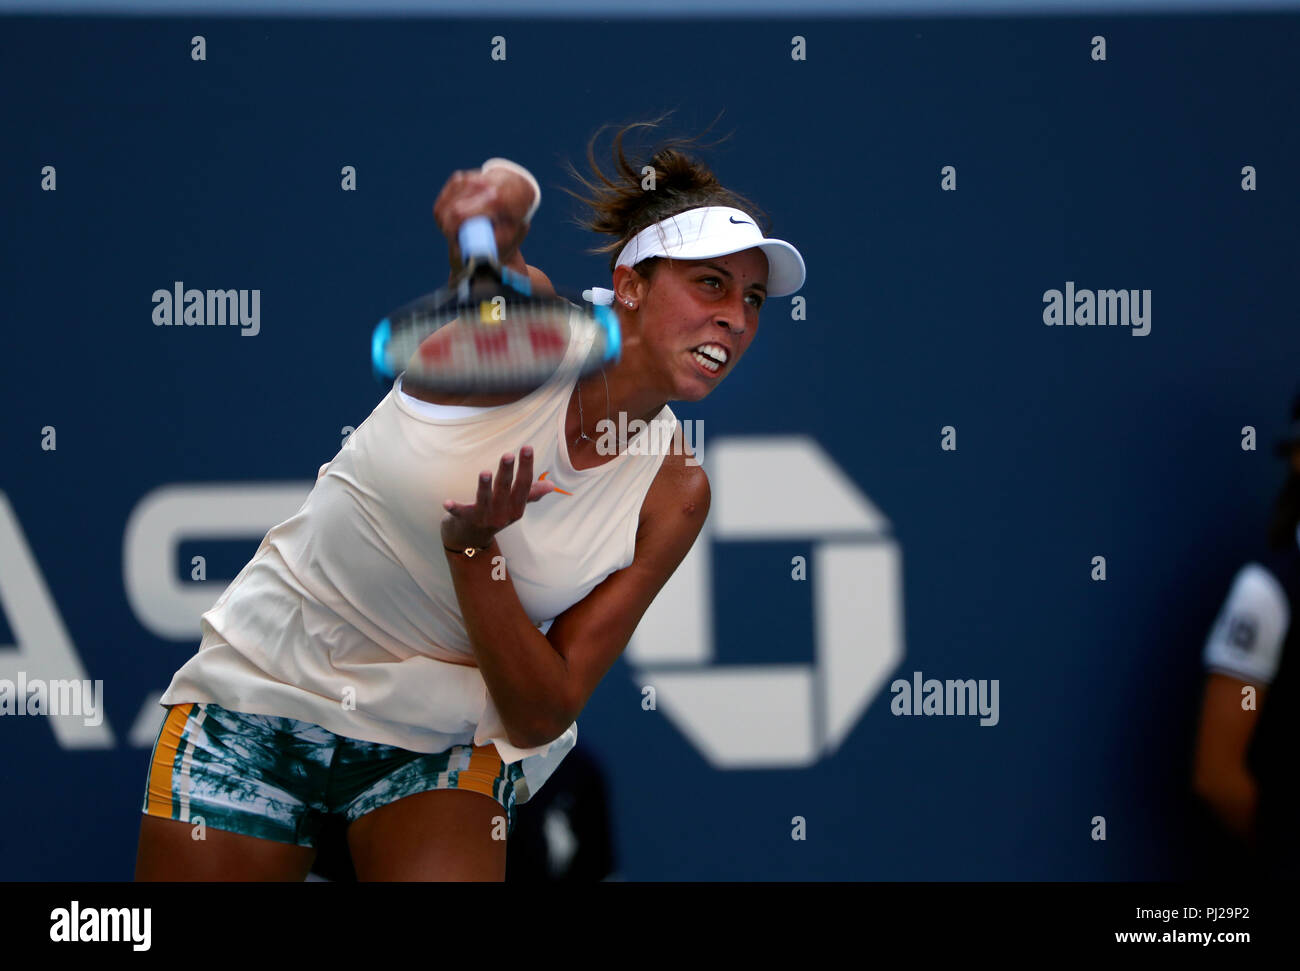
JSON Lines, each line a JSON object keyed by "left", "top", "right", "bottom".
{"left": 141, "top": 702, "right": 524, "bottom": 846}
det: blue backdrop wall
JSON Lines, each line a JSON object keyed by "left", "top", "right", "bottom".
{"left": 1, "top": 11, "right": 1297, "bottom": 880}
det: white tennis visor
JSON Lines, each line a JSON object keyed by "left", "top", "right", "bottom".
{"left": 584, "top": 206, "right": 806, "bottom": 305}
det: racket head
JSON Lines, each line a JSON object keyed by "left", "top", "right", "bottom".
{"left": 371, "top": 270, "right": 620, "bottom": 394}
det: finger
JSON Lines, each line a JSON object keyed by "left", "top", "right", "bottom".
{"left": 509, "top": 446, "right": 535, "bottom": 511}
{"left": 453, "top": 187, "right": 497, "bottom": 222}
{"left": 527, "top": 481, "right": 556, "bottom": 503}
{"left": 491, "top": 453, "right": 514, "bottom": 519}
{"left": 436, "top": 173, "right": 472, "bottom": 210}
{"left": 447, "top": 171, "right": 488, "bottom": 196}
{"left": 443, "top": 496, "right": 481, "bottom": 517}
{"left": 439, "top": 183, "right": 491, "bottom": 220}
{"left": 474, "top": 470, "right": 493, "bottom": 512}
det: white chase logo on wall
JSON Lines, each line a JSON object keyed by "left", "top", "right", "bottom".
{"left": 627, "top": 436, "right": 904, "bottom": 768}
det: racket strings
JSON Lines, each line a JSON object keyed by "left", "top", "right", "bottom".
{"left": 388, "top": 298, "right": 587, "bottom": 391}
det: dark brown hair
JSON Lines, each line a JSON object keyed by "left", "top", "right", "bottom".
{"left": 559, "top": 111, "right": 771, "bottom": 282}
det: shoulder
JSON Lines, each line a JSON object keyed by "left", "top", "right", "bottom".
{"left": 654, "top": 448, "right": 710, "bottom": 509}
{"left": 526, "top": 264, "right": 556, "bottom": 297}
{"left": 1203, "top": 561, "right": 1291, "bottom": 685}
{"left": 637, "top": 438, "right": 710, "bottom": 548}
{"left": 1221, "top": 562, "right": 1289, "bottom": 617}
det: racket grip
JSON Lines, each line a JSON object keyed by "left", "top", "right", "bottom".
{"left": 458, "top": 215, "right": 498, "bottom": 263}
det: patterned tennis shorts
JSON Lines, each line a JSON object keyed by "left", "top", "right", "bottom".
{"left": 141, "top": 702, "right": 525, "bottom": 846}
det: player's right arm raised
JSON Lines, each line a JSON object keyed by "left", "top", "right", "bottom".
{"left": 433, "top": 166, "right": 554, "bottom": 296}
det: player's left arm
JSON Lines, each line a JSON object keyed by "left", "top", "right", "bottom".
{"left": 542, "top": 456, "right": 710, "bottom": 738}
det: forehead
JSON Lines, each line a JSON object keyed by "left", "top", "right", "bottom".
{"left": 675, "top": 248, "right": 769, "bottom": 279}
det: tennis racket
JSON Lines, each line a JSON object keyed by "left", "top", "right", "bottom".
{"left": 370, "top": 215, "right": 621, "bottom": 394}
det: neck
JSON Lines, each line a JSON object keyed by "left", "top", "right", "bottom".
{"left": 567, "top": 363, "right": 667, "bottom": 452}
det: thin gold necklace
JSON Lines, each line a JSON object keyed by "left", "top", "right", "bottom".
{"left": 574, "top": 370, "right": 611, "bottom": 446}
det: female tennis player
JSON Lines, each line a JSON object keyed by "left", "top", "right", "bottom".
{"left": 134, "top": 117, "right": 805, "bottom": 881}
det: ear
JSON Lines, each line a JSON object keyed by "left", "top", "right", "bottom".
{"left": 611, "top": 263, "right": 651, "bottom": 306}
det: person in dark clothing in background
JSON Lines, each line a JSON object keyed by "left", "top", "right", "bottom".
{"left": 502, "top": 744, "right": 617, "bottom": 882}
{"left": 1193, "top": 391, "right": 1300, "bottom": 879}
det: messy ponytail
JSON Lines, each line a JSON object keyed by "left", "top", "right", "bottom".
{"left": 560, "top": 111, "right": 771, "bottom": 279}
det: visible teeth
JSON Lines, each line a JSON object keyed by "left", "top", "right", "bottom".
{"left": 692, "top": 351, "right": 721, "bottom": 373}
{"left": 694, "top": 343, "right": 729, "bottom": 365}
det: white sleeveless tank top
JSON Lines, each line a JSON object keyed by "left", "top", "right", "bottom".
{"left": 159, "top": 317, "right": 677, "bottom": 801}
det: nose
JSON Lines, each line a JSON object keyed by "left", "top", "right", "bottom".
{"left": 716, "top": 292, "right": 750, "bottom": 337}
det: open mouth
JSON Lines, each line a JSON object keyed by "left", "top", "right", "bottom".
{"left": 690, "top": 343, "right": 728, "bottom": 375}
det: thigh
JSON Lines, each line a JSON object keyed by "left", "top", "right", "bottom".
{"left": 135, "top": 814, "right": 317, "bottom": 882}
{"left": 137, "top": 702, "right": 335, "bottom": 878}
{"left": 337, "top": 740, "right": 521, "bottom": 881}
{"left": 346, "top": 788, "right": 507, "bottom": 881}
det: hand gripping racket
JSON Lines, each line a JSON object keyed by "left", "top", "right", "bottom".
{"left": 371, "top": 215, "right": 621, "bottom": 394}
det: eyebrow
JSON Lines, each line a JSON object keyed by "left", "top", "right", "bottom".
{"left": 698, "top": 262, "right": 768, "bottom": 295}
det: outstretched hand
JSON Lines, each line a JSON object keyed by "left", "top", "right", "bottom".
{"left": 441, "top": 446, "right": 556, "bottom": 551}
